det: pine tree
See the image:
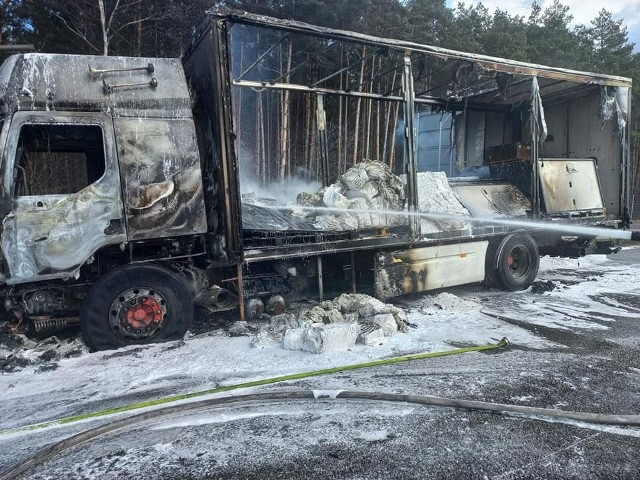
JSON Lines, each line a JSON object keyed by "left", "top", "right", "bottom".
{"left": 448, "top": 2, "right": 490, "bottom": 54}
{"left": 526, "top": 0, "right": 582, "bottom": 68}
{"left": 579, "top": 9, "right": 634, "bottom": 74}
{"left": 406, "top": 0, "right": 453, "bottom": 47}
{"left": 483, "top": 9, "right": 528, "bottom": 61}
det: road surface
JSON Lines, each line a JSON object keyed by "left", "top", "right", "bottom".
{"left": 1, "top": 249, "right": 640, "bottom": 479}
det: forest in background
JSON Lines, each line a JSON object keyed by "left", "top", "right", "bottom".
{"left": 1, "top": 0, "right": 639, "bottom": 211}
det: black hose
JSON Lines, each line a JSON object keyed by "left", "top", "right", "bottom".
{"left": 2, "top": 389, "right": 640, "bottom": 480}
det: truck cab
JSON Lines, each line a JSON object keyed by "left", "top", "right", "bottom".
{"left": 0, "top": 54, "right": 211, "bottom": 286}
{"left": 0, "top": 54, "right": 235, "bottom": 349}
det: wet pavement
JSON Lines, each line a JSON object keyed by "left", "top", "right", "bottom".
{"left": 3, "top": 249, "right": 640, "bottom": 479}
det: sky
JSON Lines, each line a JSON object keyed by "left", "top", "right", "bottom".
{"left": 446, "top": 0, "right": 640, "bottom": 52}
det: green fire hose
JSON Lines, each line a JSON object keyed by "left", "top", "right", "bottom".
{"left": 2, "top": 338, "right": 509, "bottom": 436}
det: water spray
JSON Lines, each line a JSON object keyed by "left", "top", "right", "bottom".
{"left": 266, "top": 204, "right": 640, "bottom": 241}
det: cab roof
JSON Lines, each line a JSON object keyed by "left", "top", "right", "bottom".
{"left": 0, "top": 53, "right": 192, "bottom": 117}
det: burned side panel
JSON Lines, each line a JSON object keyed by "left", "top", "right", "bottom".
{"left": 2, "top": 185, "right": 125, "bottom": 283}
{"left": 453, "top": 183, "right": 531, "bottom": 218}
{"left": 182, "top": 18, "right": 243, "bottom": 264}
{"left": 374, "top": 242, "right": 488, "bottom": 301}
{"left": 114, "top": 118, "right": 207, "bottom": 241}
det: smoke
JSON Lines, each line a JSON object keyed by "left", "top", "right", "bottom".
{"left": 241, "top": 175, "right": 322, "bottom": 206}
{"left": 238, "top": 146, "right": 321, "bottom": 206}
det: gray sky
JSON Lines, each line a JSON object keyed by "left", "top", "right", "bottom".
{"left": 446, "top": 0, "right": 640, "bottom": 52}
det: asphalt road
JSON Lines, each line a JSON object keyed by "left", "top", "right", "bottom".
{"left": 4, "top": 249, "right": 640, "bottom": 479}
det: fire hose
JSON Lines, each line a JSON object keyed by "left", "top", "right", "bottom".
{"left": 3, "top": 337, "right": 640, "bottom": 479}
{"left": 2, "top": 338, "right": 511, "bottom": 435}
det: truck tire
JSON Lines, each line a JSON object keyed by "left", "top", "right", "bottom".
{"left": 80, "top": 264, "right": 193, "bottom": 351}
{"left": 488, "top": 234, "right": 539, "bottom": 291}
{"left": 483, "top": 240, "right": 502, "bottom": 288}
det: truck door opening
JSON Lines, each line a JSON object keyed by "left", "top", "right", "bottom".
{"left": 14, "top": 124, "right": 106, "bottom": 197}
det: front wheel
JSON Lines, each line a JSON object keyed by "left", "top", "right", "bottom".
{"left": 80, "top": 264, "right": 193, "bottom": 351}
{"left": 486, "top": 234, "right": 539, "bottom": 291}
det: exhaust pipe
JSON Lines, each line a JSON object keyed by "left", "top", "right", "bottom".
{"left": 196, "top": 285, "right": 237, "bottom": 311}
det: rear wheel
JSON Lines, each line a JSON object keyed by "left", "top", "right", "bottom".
{"left": 81, "top": 264, "right": 193, "bottom": 351}
{"left": 486, "top": 234, "right": 539, "bottom": 291}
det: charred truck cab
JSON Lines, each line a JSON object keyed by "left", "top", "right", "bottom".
{"left": 0, "top": 10, "right": 633, "bottom": 350}
{"left": 0, "top": 54, "right": 224, "bottom": 349}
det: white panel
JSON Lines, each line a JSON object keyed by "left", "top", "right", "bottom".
{"left": 375, "top": 241, "right": 489, "bottom": 300}
{"left": 403, "top": 241, "right": 488, "bottom": 292}
{"left": 539, "top": 158, "right": 604, "bottom": 214}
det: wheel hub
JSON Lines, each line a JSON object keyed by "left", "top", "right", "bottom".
{"left": 507, "top": 246, "right": 530, "bottom": 278}
{"left": 109, "top": 288, "right": 168, "bottom": 340}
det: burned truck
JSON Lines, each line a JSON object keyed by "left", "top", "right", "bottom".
{"left": 0, "top": 10, "right": 633, "bottom": 350}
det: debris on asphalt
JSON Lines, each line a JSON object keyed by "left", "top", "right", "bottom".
{"left": 531, "top": 280, "right": 557, "bottom": 294}
{"left": 253, "top": 293, "right": 409, "bottom": 353}
{"left": 0, "top": 325, "right": 89, "bottom": 373}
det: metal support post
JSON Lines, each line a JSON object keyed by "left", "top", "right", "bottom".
{"left": 237, "top": 264, "right": 245, "bottom": 321}
{"left": 402, "top": 53, "right": 420, "bottom": 240}
{"left": 317, "top": 255, "right": 324, "bottom": 301}
{"left": 351, "top": 251, "right": 357, "bottom": 293}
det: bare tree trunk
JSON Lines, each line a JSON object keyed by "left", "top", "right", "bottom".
{"left": 375, "top": 58, "right": 382, "bottom": 161}
{"left": 303, "top": 92, "right": 311, "bottom": 177}
{"left": 259, "top": 92, "right": 267, "bottom": 183}
{"left": 255, "top": 92, "right": 261, "bottom": 181}
{"left": 365, "top": 89, "right": 372, "bottom": 159}
{"left": 352, "top": 47, "right": 367, "bottom": 166}
{"left": 337, "top": 47, "right": 344, "bottom": 175}
{"left": 390, "top": 100, "right": 400, "bottom": 172}
{"left": 135, "top": 2, "right": 142, "bottom": 56}
{"left": 98, "top": 0, "right": 108, "bottom": 55}
{"left": 344, "top": 98, "right": 349, "bottom": 172}
{"left": 382, "top": 71, "right": 398, "bottom": 165}
{"left": 364, "top": 56, "right": 376, "bottom": 160}
{"left": 309, "top": 96, "right": 317, "bottom": 181}
{"left": 52, "top": 0, "right": 169, "bottom": 56}
{"left": 365, "top": 102, "right": 371, "bottom": 160}
{"left": 266, "top": 91, "right": 272, "bottom": 183}
{"left": 279, "top": 41, "right": 293, "bottom": 180}
{"left": 292, "top": 93, "right": 299, "bottom": 177}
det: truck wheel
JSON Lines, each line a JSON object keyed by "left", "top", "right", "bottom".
{"left": 80, "top": 264, "right": 193, "bottom": 351}
{"left": 491, "top": 234, "right": 539, "bottom": 291}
